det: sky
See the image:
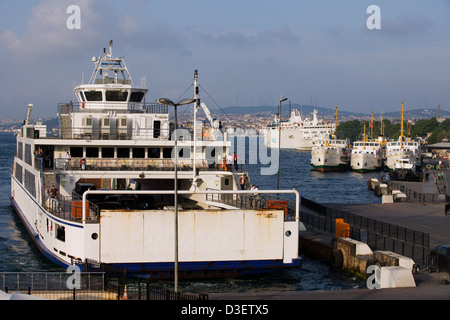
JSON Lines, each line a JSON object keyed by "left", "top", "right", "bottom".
{"left": 0, "top": 0, "right": 450, "bottom": 119}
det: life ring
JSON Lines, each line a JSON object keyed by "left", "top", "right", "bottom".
{"left": 398, "top": 171, "right": 407, "bottom": 180}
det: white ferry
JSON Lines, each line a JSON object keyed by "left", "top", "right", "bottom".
{"left": 384, "top": 102, "right": 421, "bottom": 171}
{"left": 350, "top": 122, "right": 385, "bottom": 173}
{"left": 261, "top": 109, "right": 335, "bottom": 151}
{"left": 9, "top": 42, "right": 301, "bottom": 279}
{"left": 310, "top": 107, "right": 350, "bottom": 172}
{"left": 310, "top": 137, "right": 351, "bottom": 172}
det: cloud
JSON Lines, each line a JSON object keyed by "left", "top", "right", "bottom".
{"left": 375, "top": 12, "right": 433, "bottom": 36}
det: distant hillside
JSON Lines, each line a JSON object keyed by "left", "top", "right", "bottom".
{"left": 216, "top": 105, "right": 450, "bottom": 120}
{"left": 220, "top": 104, "right": 367, "bottom": 117}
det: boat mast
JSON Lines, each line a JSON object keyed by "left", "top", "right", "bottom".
{"left": 400, "top": 100, "right": 404, "bottom": 148}
{"left": 335, "top": 105, "right": 338, "bottom": 139}
{"left": 192, "top": 70, "right": 200, "bottom": 190}
{"left": 371, "top": 110, "right": 374, "bottom": 140}
{"left": 380, "top": 109, "right": 384, "bottom": 137}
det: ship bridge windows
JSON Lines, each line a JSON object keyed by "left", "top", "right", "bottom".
{"left": 106, "top": 90, "right": 128, "bottom": 102}
{"left": 130, "top": 91, "right": 145, "bottom": 103}
{"left": 84, "top": 91, "right": 103, "bottom": 101}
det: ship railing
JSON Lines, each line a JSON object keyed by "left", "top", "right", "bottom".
{"left": 80, "top": 189, "right": 300, "bottom": 225}
{"left": 57, "top": 102, "right": 169, "bottom": 115}
{"left": 204, "top": 189, "right": 295, "bottom": 221}
{"left": 54, "top": 157, "right": 227, "bottom": 172}
{"left": 42, "top": 192, "right": 100, "bottom": 224}
{"left": 47, "top": 125, "right": 222, "bottom": 142}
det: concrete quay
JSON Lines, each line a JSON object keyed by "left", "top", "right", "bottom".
{"left": 211, "top": 176, "right": 450, "bottom": 300}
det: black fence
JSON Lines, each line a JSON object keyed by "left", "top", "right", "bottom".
{"left": 300, "top": 197, "right": 430, "bottom": 265}
{"left": 0, "top": 272, "right": 208, "bottom": 301}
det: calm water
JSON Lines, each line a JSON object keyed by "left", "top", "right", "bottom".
{"left": 0, "top": 132, "right": 379, "bottom": 292}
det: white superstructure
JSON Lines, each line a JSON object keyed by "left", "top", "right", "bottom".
{"left": 261, "top": 109, "right": 335, "bottom": 151}
{"left": 9, "top": 42, "right": 301, "bottom": 279}
{"left": 384, "top": 102, "right": 421, "bottom": 171}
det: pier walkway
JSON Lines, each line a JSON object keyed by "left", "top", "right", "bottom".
{"left": 210, "top": 172, "right": 450, "bottom": 301}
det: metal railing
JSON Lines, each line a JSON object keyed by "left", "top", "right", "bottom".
{"left": 300, "top": 197, "right": 430, "bottom": 265}
{"left": 54, "top": 157, "right": 219, "bottom": 172}
{"left": 0, "top": 272, "right": 208, "bottom": 300}
{"left": 389, "top": 181, "right": 447, "bottom": 203}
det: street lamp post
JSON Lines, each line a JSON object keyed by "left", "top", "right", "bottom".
{"left": 156, "top": 97, "right": 196, "bottom": 292}
{"left": 277, "top": 96, "right": 288, "bottom": 193}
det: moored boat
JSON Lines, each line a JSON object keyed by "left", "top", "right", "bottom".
{"left": 310, "top": 107, "right": 350, "bottom": 172}
{"left": 9, "top": 41, "right": 301, "bottom": 279}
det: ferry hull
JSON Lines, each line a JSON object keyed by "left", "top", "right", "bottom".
{"left": 10, "top": 176, "right": 301, "bottom": 278}
{"left": 311, "top": 164, "right": 349, "bottom": 172}
{"left": 85, "top": 259, "right": 302, "bottom": 279}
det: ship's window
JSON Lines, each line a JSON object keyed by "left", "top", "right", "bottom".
{"left": 148, "top": 148, "right": 160, "bottom": 158}
{"left": 117, "top": 148, "right": 130, "bottom": 158}
{"left": 130, "top": 92, "right": 145, "bottom": 103}
{"left": 153, "top": 121, "right": 161, "bottom": 138}
{"left": 70, "top": 147, "right": 83, "bottom": 158}
{"left": 84, "top": 91, "right": 103, "bottom": 101}
{"left": 25, "top": 144, "right": 32, "bottom": 166}
{"left": 17, "top": 142, "right": 23, "bottom": 160}
{"left": 15, "top": 163, "right": 23, "bottom": 183}
{"left": 55, "top": 224, "right": 65, "bottom": 242}
{"left": 106, "top": 90, "right": 128, "bottom": 102}
{"left": 79, "top": 91, "right": 86, "bottom": 102}
{"left": 24, "top": 169, "right": 36, "bottom": 197}
{"left": 102, "top": 148, "right": 114, "bottom": 158}
{"left": 86, "top": 147, "right": 99, "bottom": 158}
{"left": 163, "top": 148, "right": 172, "bottom": 159}
{"left": 132, "top": 148, "right": 145, "bottom": 158}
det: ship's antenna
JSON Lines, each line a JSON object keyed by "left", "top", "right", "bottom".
{"left": 400, "top": 100, "right": 404, "bottom": 148}
{"left": 192, "top": 70, "right": 200, "bottom": 190}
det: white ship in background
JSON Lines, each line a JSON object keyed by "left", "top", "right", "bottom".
{"left": 261, "top": 108, "right": 335, "bottom": 151}
{"left": 9, "top": 41, "right": 301, "bottom": 279}
{"left": 351, "top": 113, "right": 386, "bottom": 173}
{"left": 384, "top": 102, "right": 422, "bottom": 171}
{"left": 310, "top": 107, "right": 351, "bottom": 172}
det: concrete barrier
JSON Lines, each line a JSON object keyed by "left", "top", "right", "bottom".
{"left": 331, "top": 239, "right": 417, "bottom": 288}
{"left": 379, "top": 266, "right": 416, "bottom": 288}
{"left": 382, "top": 195, "right": 394, "bottom": 204}
{"left": 374, "top": 251, "right": 416, "bottom": 272}
{"left": 331, "top": 238, "right": 375, "bottom": 277}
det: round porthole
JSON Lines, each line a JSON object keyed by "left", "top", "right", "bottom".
{"left": 285, "top": 230, "right": 292, "bottom": 237}
{"left": 91, "top": 233, "right": 98, "bottom": 240}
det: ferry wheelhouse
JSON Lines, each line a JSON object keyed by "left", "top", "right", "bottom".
{"left": 9, "top": 42, "right": 301, "bottom": 278}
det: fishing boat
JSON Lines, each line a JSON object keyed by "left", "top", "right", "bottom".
{"left": 9, "top": 41, "right": 301, "bottom": 279}
{"left": 384, "top": 102, "right": 421, "bottom": 171}
{"left": 261, "top": 108, "right": 335, "bottom": 151}
{"left": 310, "top": 107, "right": 351, "bottom": 172}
